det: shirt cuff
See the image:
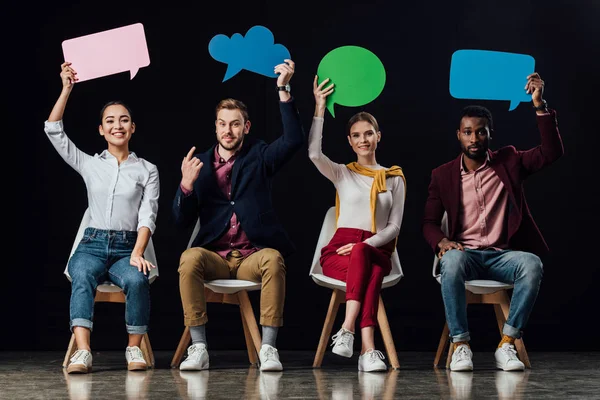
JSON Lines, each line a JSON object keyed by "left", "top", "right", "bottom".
{"left": 44, "top": 119, "right": 64, "bottom": 134}
{"left": 180, "top": 184, "right": 193, "bottom": 196}
{"left": 137, "top": 220, "right": 156, "bottom": 234}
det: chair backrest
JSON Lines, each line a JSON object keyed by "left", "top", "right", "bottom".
{"left": 432, "top": 212, "right": 449, "bottom": 278}
{"left": 309, "top": 206, "right": 403, "bottom": 278}
{"left": 64, "top": 208, "right": 159, "bottom": 283}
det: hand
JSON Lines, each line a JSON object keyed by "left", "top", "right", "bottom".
{"left": 130, "top": 254, "right": 156, "bottom": 276}
{"left": 437, "top": 238, "right": 464, "bottom": 258}
{"left": 313, "top": 75, "right": 335, "bottom": 110}
{"left": 181, "top": 146, "right": 203, "bottom": 191}
{"left": 60, "top": 62, "right": 78, "bottom": 88}
{"left": 525, "top": 72, "right": 545, "bottom": 107}
{"left": 336, "top": 243, "right": 355, "bottom": 256}
{"left": 274, "top": 59, "right": 295, "bottom": 87}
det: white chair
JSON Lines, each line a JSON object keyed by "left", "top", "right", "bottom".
{"left": 309, "top": 206, "right": 404, "bottom": 369}
{"left": 62, "top": 208, "right": 158, "bottom": 368}
{"left": 432, "top": 212, "right": 531, "bottom": 368}
{"left": 170, "top": 218, "right": 263, "bottom": 368}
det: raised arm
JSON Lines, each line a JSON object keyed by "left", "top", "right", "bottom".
{"left": 44, "top": 62, "right": 91, "bottom": 174}
{"left": 308, "top": 75, "right": 344, "bottom": 183}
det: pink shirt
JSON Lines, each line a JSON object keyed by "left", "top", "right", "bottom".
{"left": 181, "top": 146, "right": 258, "bottom": 259}
{"left": 456, "top": 154, "right": 509, "bottom": 250}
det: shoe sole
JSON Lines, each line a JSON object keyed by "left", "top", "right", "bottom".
{"left": 67, "top": 365, "right": 91, "bottom": 374}
{"left": 450, "top": 365, "right": 473, "bottom": 372}
{"left": 358, "top": 367, "right": 387, "bottom": 372}
{"left": 180, "top": 363, "right": 209, "bottom": 371}
{"left": 128, "top": 362, "right": 148, "bottom": 371}
{"left": 496, "top": 362, "right": 524, "bottom": 371}
{"left": 260, "top": 366, "right": 283, "bottom": 372}
{"left": 332, "top": 348, "right": 353, "bottom": 358}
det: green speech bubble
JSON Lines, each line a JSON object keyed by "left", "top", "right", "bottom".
{"left": 316, "top": 46, "right": 386, "bottom": 117}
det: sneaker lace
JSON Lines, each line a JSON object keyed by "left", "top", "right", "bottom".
{"left": 70, "top": 350, "right": 89, "bottom": 363}
{"left": 331, "top": 329, "right": 353, "bottom": 347}
{"left": 187, "top": 344, "right": 205, "bottom": 359}
{"left": 500, "top": 344, "right": 519, "bottom": 361}
{"left": 454, "top": 345, "right": 471, "bottom": 362}
{"left": 127, "top": 347, "right": 144, "bottom": 362}
{"left": 366, "top": 350, "right": 385, "bottom": 363}
{"left": 263, "top": 346, "right": 278, "bottom": 361}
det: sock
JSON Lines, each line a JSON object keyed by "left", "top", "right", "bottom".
{"left": 262, "top": 326, "right": 279, "bottom": 348}
{"left": 453, "top": 341, "right": 470, "bottom": 351}
{"left": 190, "top": 325, "right": 207, "bottom": 346}
{"left": 498, "top": 334, "right": 516, "bottom": 348}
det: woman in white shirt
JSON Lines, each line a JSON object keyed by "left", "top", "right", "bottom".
{"left": 45, "top": 62, "right": 160, "bottom": 374}
{"left": 309, "top": 76, "right": 406, "bottom": 372}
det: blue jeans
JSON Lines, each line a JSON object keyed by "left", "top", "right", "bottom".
{"left": 68, "top": 228, "right": 150, "bottom": 334}
{"left": 440, "top": 248, "right": 543, "bottom": 342}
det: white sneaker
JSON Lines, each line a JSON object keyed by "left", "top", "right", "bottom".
{"left": 67, "top": 349, "right": 93, "bottom": 374}
{"left": 358, "top": 349, "right": 387, "bottom": 372}
{"left": 495, "top": 343, "right": 525, "bottom": 371}
{"left": 180, "top": 343, "right": 210, "bottom": 371}
{"left": 259, "top": 344, "right": 283, "bottom": 371}
{"left": 125, "top": 346, "right": 148, "bottom": 371}
{"left": 450, "top": 344, "right": 473, "bottom": 371}
{"left": 331, "top": 327, "right": 354, "bottom": 358}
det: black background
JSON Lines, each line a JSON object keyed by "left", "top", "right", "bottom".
{"left": 4, "top": 0, "right": 598, "bottom": 352}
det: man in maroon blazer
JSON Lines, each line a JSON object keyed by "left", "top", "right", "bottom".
{"left": 422, "top": 73, "right": 564, "bottom": 372}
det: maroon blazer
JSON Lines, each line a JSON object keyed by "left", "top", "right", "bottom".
{"left": 422, "top": 110, "right": 564, "bottom": 257}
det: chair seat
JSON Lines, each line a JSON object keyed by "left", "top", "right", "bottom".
{"left": 97, "top": 282, "right": 123, "bottom": 293}
{"left": 205, "top": 279, "right": 262, "bottom": 294}
{"left": 435, "top": 276, "right": 513, "bottom": 294}
{"left": 310, "top": 273, "right": 402, "bottom": 292}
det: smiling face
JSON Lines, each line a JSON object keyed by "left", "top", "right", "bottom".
{"left": 347, "top": 120, "right": 380, "bottom": 158}
{"left": 215, "top": 108, "right": 250, "bottom": 153}
{"left": 98, "top": 104, "right": 135, "bottom": 147}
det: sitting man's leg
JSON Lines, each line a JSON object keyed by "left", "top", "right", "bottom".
{"left": 486, "top": 250, "right": 543, "bottom": 371}
{"left": 178, "top": 247, "right": 230, "bottom": 370}
{"left": 236, "top": 248, "right": 286, "bottom": 371}
{"left": 440, "top": 249, "right": 481, "bottom": 371}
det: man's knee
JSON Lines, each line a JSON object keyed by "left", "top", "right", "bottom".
{"left": 518, "top": 252, "right": 544, "bottom": 283}
{"left": 440, "top": 250, "right": 469, "bottom": 278}
{"left": 260, "top": 249, "right": 286, "bottom": 276}
{"left": 178, "top": 247, "right": 210, "bottom": 275}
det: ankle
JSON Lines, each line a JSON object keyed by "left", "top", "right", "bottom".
{"left": 498, "top": 335, "right": 516, "bottom": 348}
{"left": 341, "top": 325, "right": 355, "bottom": 334}
{"left": 453, "top": 341, "right": 469, "bottom": 351}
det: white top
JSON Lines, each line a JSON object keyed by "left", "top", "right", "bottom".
{"left": 308, "top": 117, "right": 405, "bottom": 248}
{"left": 44, "top": 120, "right": 160, "bottom": 233}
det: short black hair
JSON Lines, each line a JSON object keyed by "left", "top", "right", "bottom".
{"left": 99, "top": 101, "right": 134, "bottom": 124}
{"left": 460, "top": 105, "right": 493, "bottom": 131}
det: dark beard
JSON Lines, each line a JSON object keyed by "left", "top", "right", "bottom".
{"left": 461, "top": 144, "right": 487, "bottom": 160}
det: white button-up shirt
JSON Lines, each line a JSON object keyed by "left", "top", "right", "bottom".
{"left": 45, "top": 120, "right": 159, "bottom": 233}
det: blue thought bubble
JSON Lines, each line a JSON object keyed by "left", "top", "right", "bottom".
{"left": 450, "top": 50, "right": 535, "bottom": 111}
{"left": 208, "top": 25, "right": 291, "bottom": 82}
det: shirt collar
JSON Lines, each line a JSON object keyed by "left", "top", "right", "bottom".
{"left": 98, "top": 150, "right": 138, "bottom": 162}
{"left": 214, "top": 144, "right": 238, "bottom": 164}
{"left": 460, "top": 152, "right": 490, "bottom": 174}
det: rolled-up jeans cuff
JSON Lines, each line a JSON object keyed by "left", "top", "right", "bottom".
{"left": 452, "top": 332, "right": 471, "bottom": 343}
{"left": 126, "top": 324, "right": 148, "bottom": 335}
{"left": 71, "top": 318, "right": 93, "bottom": 332}
{"left": 503, "top": 323, "right": 521, "bottom": 339}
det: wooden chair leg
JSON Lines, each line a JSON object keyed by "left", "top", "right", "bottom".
{"left": 140, "top": 333, "right": 155, "bottom": 368}
{"left": 377, "top": 296, "right": 400, "bottom": 370}
{"left": 446, "top": 340, "right": 453, "bottom": 369}
{"left": 434, "top": 322, "right": 449, "bottom": 368}
{"left": 238, "top": 290, "right": 262, "bottom": 357}
{"left": 63, "top": 334, "right": 77, "bottom": 368}
{"left": 241, "top": 305, "right": 259, "bottom": 366}
{"left": 493, "top": 304, "right": 507, "bottom": 336}
{"left": 498, "top": 290, "right": 531, "bottom": 368}
{"left": 170, "top": 326, "right": 191, "bottom": 368}
{"left": 313, "top": 289, "right": 343, "bottom": 368}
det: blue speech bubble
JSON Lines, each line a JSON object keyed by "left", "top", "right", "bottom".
{"left": 208, "top": 25, "right": 291, "bottom": 82}
{"left": 450, "top": 50, "right": 535, "bottom": 111}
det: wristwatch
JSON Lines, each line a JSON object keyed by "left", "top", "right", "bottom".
{"left": 533, "top": 99, "right": 548, "bottom": 112}
{"left": 277, "top": 84, "right": 291, "bottom": 93}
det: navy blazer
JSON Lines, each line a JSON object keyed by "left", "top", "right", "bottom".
{"left": 172, "top": 99, "right": 305, "bottom": 257}
{"left": 422, "top": 110, "right": 564, "bottom": 257}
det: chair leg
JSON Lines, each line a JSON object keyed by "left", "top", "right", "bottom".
{"left": 434, "top": 322, "right": 449, "bottom": 368}
{"left": 140, "top": 333, "right": 155, "bottom": 368}
{"left": 313, "top": 289, "right": 343, "bottom": 368}
{"left": 170, "top": 327, "right": 191, "bottom": 368}
{"left": 63, "top": 334, "right": 77, "bottom": 368}
{"left": 377, "top": 295, "right": 400, "bottom": 370}
{"left": 493, "top": 304, "right": 507, "bottom": 336}
{"left": 237, "top": 291, "right": 262, "bottom": 359}
{"left": 240, "top": 305, "right": 259, "bottom": 366}
{"left": 446, "top": 340, "right": 453, "bottom": 369}
{"left": 498, "top": 290, "right": 531, "bottom": 368}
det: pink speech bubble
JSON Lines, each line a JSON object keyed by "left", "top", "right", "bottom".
{"left": 62, "top": 23, "right": 150, "bottom": 82}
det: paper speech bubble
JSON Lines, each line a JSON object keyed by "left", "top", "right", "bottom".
{"left": 316, "top": 46, "right": 386, "bottom": 117}
{"left": 208, "top": 25, "right": 291, "bottom": 82}
{"left": 450, "top": 49, "right": 535, "bottom": 111}
{"left": 62, "top": 23, "right": 150, "bottom": 82}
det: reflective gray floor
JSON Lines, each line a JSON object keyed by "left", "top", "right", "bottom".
{"left": 1, "top": 351, "right": 599, "bottom": 399}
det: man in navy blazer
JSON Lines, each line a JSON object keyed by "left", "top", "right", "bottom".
{"left": 423, "top": 73, "right": 563, "bottom": 372}
{"left": 172, "top": 60, "right": 304, "bottom": 372}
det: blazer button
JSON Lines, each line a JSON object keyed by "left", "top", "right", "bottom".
{"left": 230, "top": 201, "right": 235, "bottom": 205}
